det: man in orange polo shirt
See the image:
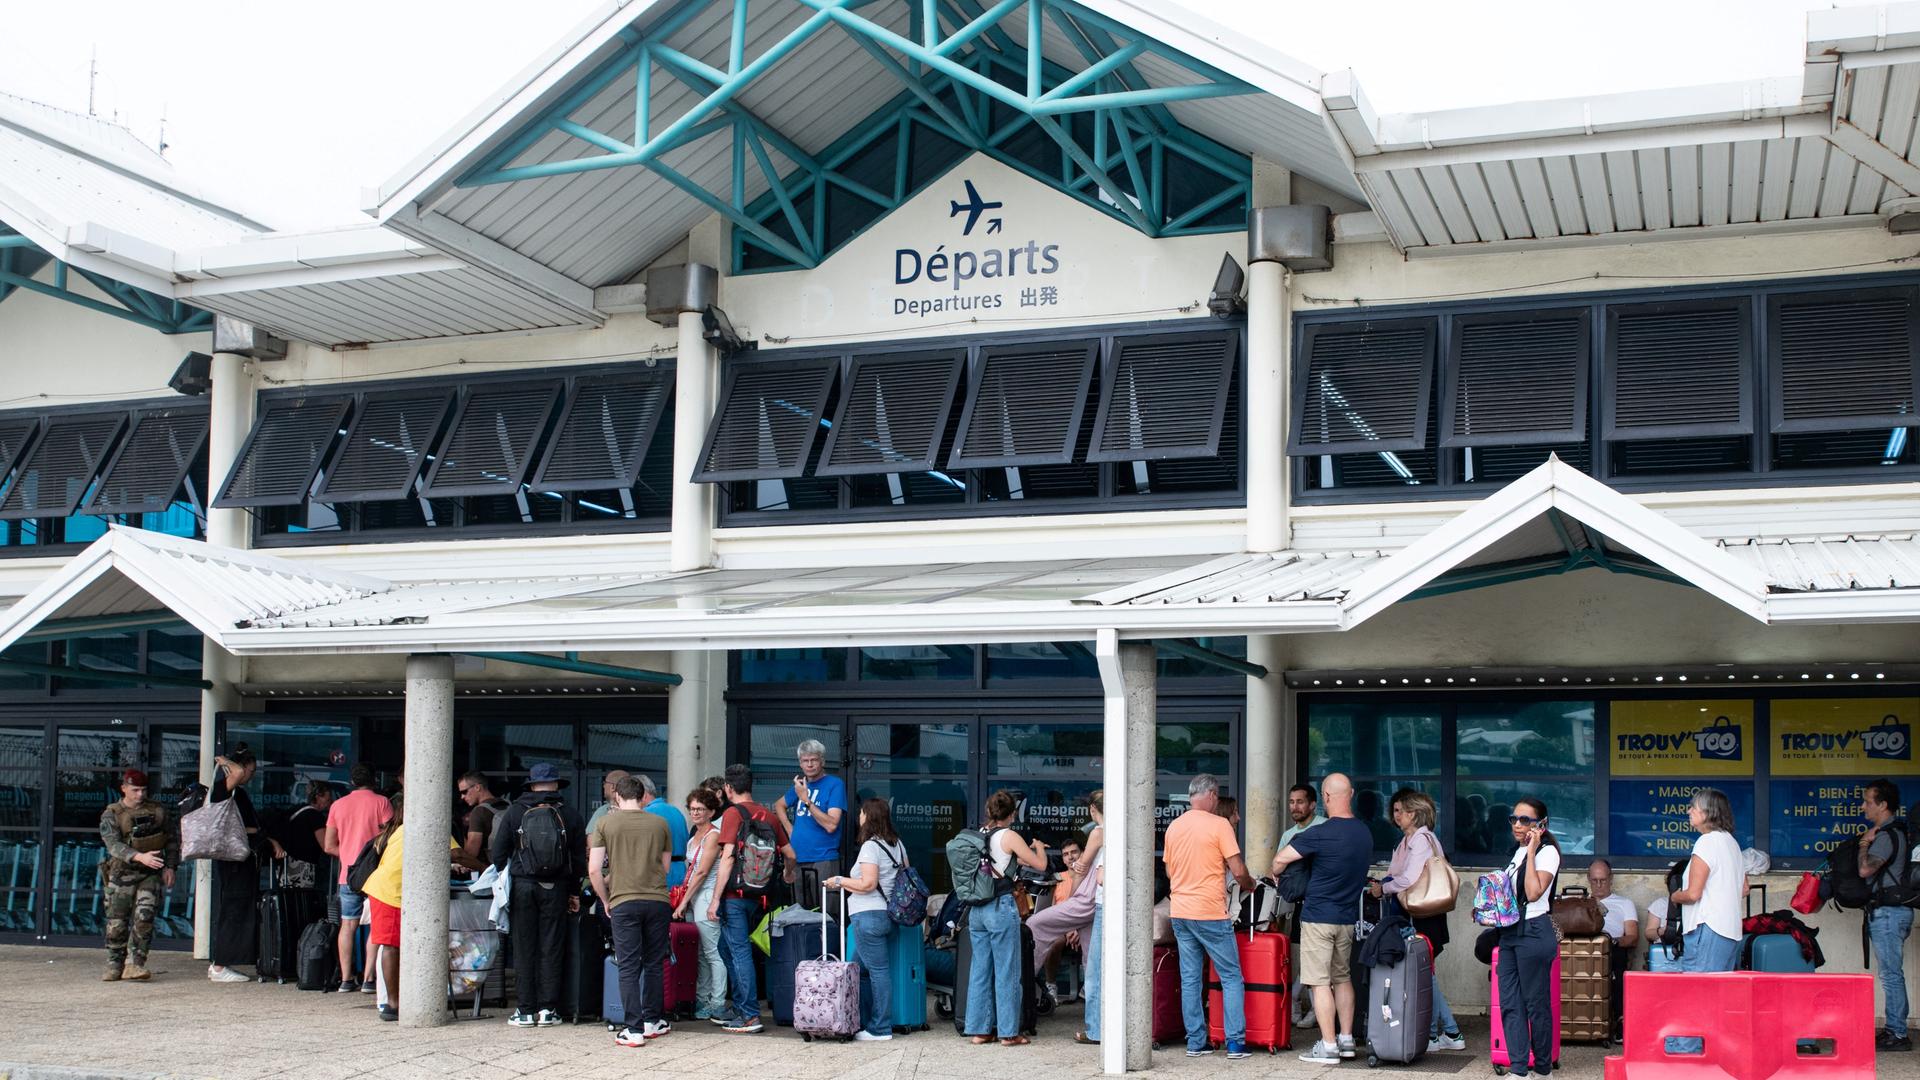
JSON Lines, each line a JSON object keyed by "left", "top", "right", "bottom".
{"left": 1163, "top": 773, "right": 1255, "bottom": 1059}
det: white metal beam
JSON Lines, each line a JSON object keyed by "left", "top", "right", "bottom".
{"left": 1826, "top": 117, "right": 1920, "bottom": 195}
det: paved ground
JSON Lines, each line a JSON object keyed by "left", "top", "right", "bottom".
{"left": 0, "top": 946, "right": 1906, "bottom": 1080}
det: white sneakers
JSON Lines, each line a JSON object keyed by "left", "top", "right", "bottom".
{"left": 614, "top": 1027, "right": 646, "bottom": 1048}
{"left": 207, "top": 965, "right": 250, "bottom": 983}
{"left": 1428, "top": 1032, "right": 1467, "bottom": 1052}
{"left": 1335, "top": 1035, "right": 1357, "bottom": 1059}
{"left": 854, "top": 1030, "right": 893, "bottom": 1042}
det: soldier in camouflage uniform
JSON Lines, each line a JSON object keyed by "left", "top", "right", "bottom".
{"left": 99, "top": 768, "right": 178, "bottom": 981}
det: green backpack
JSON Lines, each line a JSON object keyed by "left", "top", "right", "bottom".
{"left": 944, "top": 826, "right": 1007, "bottom": 906}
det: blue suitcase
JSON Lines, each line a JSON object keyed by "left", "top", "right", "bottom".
{"left": 846, "top": 919, "right": 930, "bottom": 1032}
{"left": 1743, "top": 933, "right": 1815, "bottom": 973}
{"left": 767, "top": 920, "right": 812, "bottom": 1025}
{"left": 602, "top": 956, "right": 623, "bottom": 1028}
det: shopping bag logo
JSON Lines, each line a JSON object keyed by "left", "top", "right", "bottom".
{"left": 1864, "top": 717, "right": 1911, "bottom": 761}
{"left": 1691, "top": 717, "right": 1743, "bottom": 761}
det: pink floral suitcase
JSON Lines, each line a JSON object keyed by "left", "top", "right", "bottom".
{"left": 794, "top": 885, "right": 862, "bottom": 1041}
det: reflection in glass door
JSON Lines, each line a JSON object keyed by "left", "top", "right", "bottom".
{"left": 850, "top": 721, "right": 970, "bottom": 894}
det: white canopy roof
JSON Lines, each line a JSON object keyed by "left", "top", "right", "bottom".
{"left": 2, "top": 461, "right": 1914, "bottom": 658}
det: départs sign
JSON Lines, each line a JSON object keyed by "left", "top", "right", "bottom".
{"left": 890, "top": 178, "right": 1063, "bottom": 318}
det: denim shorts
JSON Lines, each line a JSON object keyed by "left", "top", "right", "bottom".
{"left": 337, "top": 884, "right": 366, "bottom": 921}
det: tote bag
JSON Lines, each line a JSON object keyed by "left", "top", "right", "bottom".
{"left": 180, "top": 797, "right": 249, "bottom": 862}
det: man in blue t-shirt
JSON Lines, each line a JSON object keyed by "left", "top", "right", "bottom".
{"left": 776, "top": 739, "right": 846, "bottom": 916}
{"left": 1271, "top": 773, "right": 1371, "bottom": 1065}
{"left": 637, "top": 774, "right": 689, "bottom": 888}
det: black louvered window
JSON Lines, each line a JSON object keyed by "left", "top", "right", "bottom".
{"left": 83, "top": 406, "right": 209, "bottom": 516}
{"left": 817, "top": 352, "right": 964, "bottom": 476}
{"left": 1088, "top": 332, "right": 1238, "bottom": 462}
{"left": 1770, "top": 288, "right": 1920, "bottom": 434}
{"left": 1605, "top": 301, "right": 1752, "bottom": 441}
{"left": 0, "top": 418, "right": 39, "bottom": 483}
{"left": 530, "top": 370, "right": 672, "bottom": 492}
{"left": 1289, "top": 320, "right": 1434, "bottom": 455}
{"left": 217, "top": 396, "right": 352, "bottom": 508}
{"left": 422, "top": 380, "right": 562, "bottom": 498}
{"left": 695, "top": 359, "right": 838, "bottom": 482}
{"left": 315, "top": 388, "right": 454, "bottom": 502}
{"left": 0, "top": 412, "right": 127, "bottom": 520}
{"left": 1444, "top": 311, "right": 1590, "bottom": 447}
{"left": 947, "top": 343, "right": 1097, "bottom": 468}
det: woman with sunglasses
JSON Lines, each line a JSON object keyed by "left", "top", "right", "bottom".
{"left": 1494, "top": 798, "right": 1560, "bottom": 1078}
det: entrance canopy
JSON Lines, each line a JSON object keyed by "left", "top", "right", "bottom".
{"left": 2, "top": 460, "right": 1917, "bottom": 656}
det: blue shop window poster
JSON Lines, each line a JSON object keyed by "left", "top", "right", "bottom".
{"left": 1608, "top": 780, "right": 1755, "bottom": 859}
{"left": 1770, "top": 780, "right": 1872, "bottom": 861}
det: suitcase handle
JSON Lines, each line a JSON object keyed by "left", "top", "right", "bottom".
{"left": 821, "top": 882, "right": 846, "bottom": 960}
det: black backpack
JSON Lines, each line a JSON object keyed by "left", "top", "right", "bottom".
{"left": 1827, "top": 835, "right": 1874, "bottom": 910}
{"left": 1869, "top": 819, "right": 1920, "bottom": 908}
{"left": 517, "top": 802, "right": 570, "bottom": 879}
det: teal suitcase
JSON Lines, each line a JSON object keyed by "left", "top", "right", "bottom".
{"left": 845, "top": 919, "right": 929, "bottom": 1032}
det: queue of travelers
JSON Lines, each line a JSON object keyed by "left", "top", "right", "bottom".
{"left": 100, "top": 741, "right": 1914, "bottom": 1064}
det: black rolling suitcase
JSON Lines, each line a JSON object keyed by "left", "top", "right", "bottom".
{"left": 257, "top": 890, "right": 291, "bottom": 983}
{"left": 951, "top": 907, "right": 1039, "bottom": 1036}
{"left": 557, "top": 907, "right": 606, "bottom": 1023}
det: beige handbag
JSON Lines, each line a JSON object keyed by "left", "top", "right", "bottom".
{"left": 1400, "top": 853, "right": 1461, "bottom": 917}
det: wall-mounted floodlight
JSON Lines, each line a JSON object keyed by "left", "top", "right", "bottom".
{"left": 1208, "top": 253, "right": 1246, "bottom": 318}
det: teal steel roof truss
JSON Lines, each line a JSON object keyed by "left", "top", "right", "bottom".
{"left": 0, "top": 228, "right": 211, "bottom": 335}
{"left": 455, "top": 0, "right": 1256, "bottom": 272}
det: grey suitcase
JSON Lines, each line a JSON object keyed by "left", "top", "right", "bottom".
{"left": 1365, "top": 933, "right": 1433, "bottom": 1067}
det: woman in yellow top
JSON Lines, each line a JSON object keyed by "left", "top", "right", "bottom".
{"left": 362, "top": 794, "right": 460, "bottom": 1021}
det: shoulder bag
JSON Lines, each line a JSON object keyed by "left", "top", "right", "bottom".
{"left": 1550, "top": 883, "right": 1606, "bottom": 937}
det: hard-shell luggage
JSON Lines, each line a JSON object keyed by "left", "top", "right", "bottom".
{"left": 1207, "top": 891, "right": 1291, "bottom": 1054}
{"left": 1743, "top": 933, "right": 1817, "bottom": 973}
{"left": 296, "top": 919, "right": 337, "bottom": 991}
{"left": 794, "top": 886, "right": 862, "bottom": 1041}
{"left": 1490, "top": 943, "right": 1562, "bottom": 1075}
{"left": 1365, "top": 933, "right": 1433, "bottom": 1067}
{"left": 769, "top": 912, "right": 816, "bottom": 1025}
{"left": 557, "top": 908, "right": 605, "bottom": 1023}
{"left": 1558, "top": 934, "right": 1611, "bottom": 1045}
{"left": 663, "top": 920, "right": 700, "bottom": 1018}
{"left": 951, "top": 907, "right": 1039, "bottom": 1036}
{"left": 602, "top": 955, "right": 623, "bottom": 1028}
{"left": 847, "top": 918, "right": 930, "bottom": 1032}
{"left": 256, "top": 890, "right": 292, "bottom": 983}
{"left": 1151, "top": 943, "right": 1184, "bottom": 1049}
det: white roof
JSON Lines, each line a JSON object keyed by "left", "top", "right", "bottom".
{"left": 1322, "top": 3, "right": 1920, "bottom": 254}
{"left": 4, "top": 463, "right": 1918, "bottom": 658}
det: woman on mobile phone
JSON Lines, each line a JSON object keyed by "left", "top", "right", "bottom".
{"left": 1493, "top": 798, "right": 1559, "bottom": 1078}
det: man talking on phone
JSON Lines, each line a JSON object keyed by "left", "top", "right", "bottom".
{"left": 775, "top": 739, "right": 847, "bottom": 918}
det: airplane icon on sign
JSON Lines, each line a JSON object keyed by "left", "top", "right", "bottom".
{"left": 949, "top": 179, "right": 1003, "bottom": 235}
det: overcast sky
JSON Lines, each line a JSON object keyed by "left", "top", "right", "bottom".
{"left": 0, "top": 0, "right": 1828, "bottom": 232}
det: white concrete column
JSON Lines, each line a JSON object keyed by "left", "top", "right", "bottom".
{"left": 195, "top": 349, "right": 251, "bottom": 959}
{"left": 399, "top": 654, "right": 455, "bottom": 1027}
{"left": 671, "top": 310, "right": 717, "bottom": 572}
{"left": 667, "top": 649, "right": 708, "bottom": 802}
{"left": 1245, "top": 258, "right": 1290, "bottom": 553}
{"left": 1243, "top": 634, "right": 1289, "bottom": 872}
{"left": 1098, "top": 632, "right": 1158, "bottom": 1074}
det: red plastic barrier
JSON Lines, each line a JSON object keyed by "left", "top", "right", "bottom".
{"left": 1603, "top": 971, "right": 1874, "bottom": 1079}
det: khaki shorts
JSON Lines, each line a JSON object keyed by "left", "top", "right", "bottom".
{"left": 1298, "top": 921, "right": 1353, "bottom": 986}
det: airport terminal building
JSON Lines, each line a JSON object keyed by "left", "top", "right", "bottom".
{"left": 2, "top": 0, "right": 1920, "bottom": 1064}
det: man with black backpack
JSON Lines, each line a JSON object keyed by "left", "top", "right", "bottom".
{"left": 707, "top": 764, "right": 797, "bottom": 1034}
{"left": 1860, "top": 778, "right": 1915, "bottom": 1052}
{"left": 491, "top": 762, "right": 587, "bottom": 1028}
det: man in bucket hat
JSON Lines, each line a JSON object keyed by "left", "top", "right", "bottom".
{"left": 98, "top": 768, "right": 178, "bottom": 981}
{"left": 491, "top": 763, "right": 587, "bottom": 1027}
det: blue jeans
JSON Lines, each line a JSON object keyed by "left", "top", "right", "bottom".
{"left": 851, "top": 910, "right": 894, "bottom": 1036}
{"left": 1084, "top": 904, "right": 1103, "bottom": 1042}
{"left": 1172, "top": 917, "right": 1245, "bottom": 1051}
{"left": 1432, "top": 980, "right": 1459, "bottom": 1038}
{"left": 721, "top": 898, "right": 760, "bottom": 1022}
{"left": 1665, "top": 926, "right": 1742, "bottom": 1055}
{"left": 1874, "top": 906, "right": 1916, "bottom": 1039}
{"left": 964, "top": 894, "right": 1023, "bottom": 1038}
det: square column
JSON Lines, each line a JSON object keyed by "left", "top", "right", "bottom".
{"left": 1097, "top": 631, "right": 1157, "bottom": 1073}
{"left": 399, "top": 654, "right": 455, "bottom": 1027}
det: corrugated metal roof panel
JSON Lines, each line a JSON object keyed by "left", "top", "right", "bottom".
{"left": 1719, "top": 535, "right": 1920, "bottom": 592}
{"left": 0, "top": 122, "right": 261, "bottom": 251}
{"left": 187, "top": 266, "right": 593, "bottom": 347}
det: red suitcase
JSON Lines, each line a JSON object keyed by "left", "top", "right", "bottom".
{"left": 1151, "top": 944, "right": 1184, "bottom": 1048}
{"left": 1490, "top": 944, "right": 1562, "bottom": 1074}
{"left": 1207, "top": 918, "right": 1291, "bottom": 1054}
{"left": 663, "top": 920, "right": 699, "bottom": 1018}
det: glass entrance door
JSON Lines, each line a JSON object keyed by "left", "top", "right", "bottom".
{"left": 849, "top": 720, "right": 971, "bottom": 894}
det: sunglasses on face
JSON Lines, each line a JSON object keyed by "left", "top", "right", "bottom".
{"left": 1508, "top": 814, "right": 1541, "bottom": 826}
{"left": 457, "top": 787, "right": 473, "bottom": 797}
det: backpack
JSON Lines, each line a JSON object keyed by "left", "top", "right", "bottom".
{"left": 878, "top": 843, "right": 930, "bottom": 927}
{"left": 1867, "top": 819, "right": 1920, "bottom": 908}
{"left": 1276, "top": 855, "right": 1312, "bottom": 904}
{"left": 1470, "top": 869, "right": 1520, "bottom": 928}
{"left": 516, "top": 802, "right": 570, "bottom": 879}
{"left": 944, "top": 826, "right": 1009, "bottom": 906}
{"left": 726, "top": 808, "right": 780, "bottom": 896}
{"left": 346, "top": 833, "right": 386, "bottom": 894}
{"left": 1827, "top": 834, "right": 1873, "bottom": 910}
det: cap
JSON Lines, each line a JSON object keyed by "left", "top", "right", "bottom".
{"left": 122, "top": 768, "right": 150, "bottom": 788}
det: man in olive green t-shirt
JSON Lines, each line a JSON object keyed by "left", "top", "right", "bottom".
{"left": 589, "top": 775, "right": 673, "bottom": 1045}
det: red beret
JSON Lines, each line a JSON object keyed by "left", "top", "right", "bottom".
{"left": 122, "top": 768, "right": 150, "bottom": 788}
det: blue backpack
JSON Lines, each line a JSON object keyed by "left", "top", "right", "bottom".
{"left": 879, "top": 844, "right": 930, "bottom": 926}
